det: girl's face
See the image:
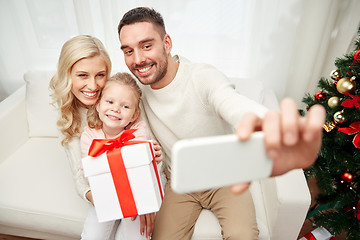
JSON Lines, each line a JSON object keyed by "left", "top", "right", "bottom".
{"left": 96, "top": 82, "right": 139, "bottom": 138}
{"left": 70, "top": 56, "right": 107, "bottom": 106}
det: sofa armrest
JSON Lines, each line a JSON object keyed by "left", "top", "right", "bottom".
{"left": 0, "top": 85, "right": 29, "bottom": 162}
{"left": 260, "top": 169, "right": 311, "bottom": 240}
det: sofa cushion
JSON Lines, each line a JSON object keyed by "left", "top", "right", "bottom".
{"left": 0, "top": 137, "right": 88, "bottom": 238}
{"left": 24, "top": 70, "right": 58, "bottom": 137}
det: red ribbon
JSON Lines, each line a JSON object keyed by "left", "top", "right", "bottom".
{"left": 303, "top": 232, "right": 316, "bottom": 240}
{"left": 88, "top": 129, "right": 163, "bottom": 218}
{"left": 338, "top": 122, "right": 360, "bottom": 149}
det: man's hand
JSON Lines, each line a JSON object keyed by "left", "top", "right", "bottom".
{"left": 231, "top": 98, "right": 326, "bottom": 194}
{"left": 153, "top": 141, "right": 163, "bottom": 164}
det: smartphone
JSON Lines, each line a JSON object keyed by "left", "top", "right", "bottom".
{"left": 171, "top": 132, "right": 272, "bottom": 193}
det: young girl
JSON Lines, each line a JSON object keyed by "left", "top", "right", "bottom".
{"left": 49, "top": 35, "right": 160, "bottom": 240}
{"left": 81, "top": 72, "right": 148, "bottom": 155}
{"left": 81, "top": 72, "right": 156, "bottom": 240}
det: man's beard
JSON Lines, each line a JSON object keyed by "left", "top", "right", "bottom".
{"left": 133, "top": 49, "right": 168, "bottom": 86}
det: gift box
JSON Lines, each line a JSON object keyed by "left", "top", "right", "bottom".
{"left": 82, "top": 129, "right": 163, "bottom": 222}
{"left": 300, "top": 227, "right": 337, "bottom": 240}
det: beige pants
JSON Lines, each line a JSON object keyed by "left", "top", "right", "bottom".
{"left": 152, "top": 170, "right": 259, "bottom": 240}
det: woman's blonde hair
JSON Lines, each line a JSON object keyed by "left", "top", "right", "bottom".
{"left": 49, "top": 35, "right": 111, "bottom": 145}
{"left": 87, "top": 72, "right": 142, "bottom": 130}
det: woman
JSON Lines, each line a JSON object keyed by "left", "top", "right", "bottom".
{"left": 50, "top": 35, "right": 159, "bottom": 240}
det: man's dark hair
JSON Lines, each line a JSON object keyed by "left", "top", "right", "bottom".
{"left": 118, "top": 7, "right": 166, "bottom": 37}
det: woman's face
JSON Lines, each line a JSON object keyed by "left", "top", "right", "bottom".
{"left": 70, "top": 55, "right": 107, "bottom": 106}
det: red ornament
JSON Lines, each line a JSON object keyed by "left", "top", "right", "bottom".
{"left": 315, "top": 91, "right": 327, "bottom": 101}
{"left": 350, "top": 49, "right": 360, "bottom": 68}
{"left": 355, "top": 201, "right": 360, "bottom": 220}
{"left": 354, "top": 49, "right": 360, "bottom": 62}
{"left": 340, "top": 172, "right": 353, "bottom": 183}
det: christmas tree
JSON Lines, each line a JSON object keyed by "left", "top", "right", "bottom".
{"left": 302, "top": 27, "right": 360, "bottom": 240}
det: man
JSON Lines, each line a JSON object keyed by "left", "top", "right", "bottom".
{"left": 117, "top": 7, "right": 325, "bottom": 240}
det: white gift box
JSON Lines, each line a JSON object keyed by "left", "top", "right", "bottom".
{"left": 82, "top": 142, "right": 163, "bottom": 222}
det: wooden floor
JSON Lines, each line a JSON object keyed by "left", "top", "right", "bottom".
{"left": 0, "top": 230, "right": 346, "bottom": 240}
{"left": 0, "top": 229, "right": 312, "bottom": 240}
{"left": 0, "top": 235, "right": 36, "bottom": 240}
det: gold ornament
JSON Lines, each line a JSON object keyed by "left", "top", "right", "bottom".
{"left": 327, "top": 96, "right": 340, "bottom": 108}
{"left": 336, "top": 77, "right": 357, "bottom": 94}
{"left": 323, "top": 121, "right": 337, "bottom": 132}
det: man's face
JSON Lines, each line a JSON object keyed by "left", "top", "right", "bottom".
{"left": 119, "top": 22, "right": 169, "bottom": 89}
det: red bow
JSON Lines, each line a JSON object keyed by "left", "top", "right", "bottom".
{"left": 341, "top": 93, "right": 360, "bottom": 110}
{"left": 338, "top": 122, "right": 360, "bottom": 149}
{"left": 88, "top": 129, "right": 137, "bottom": 157}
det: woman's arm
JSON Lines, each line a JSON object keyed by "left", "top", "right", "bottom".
{"left": 63, "top": 135, "right": 91, "bottom": 203}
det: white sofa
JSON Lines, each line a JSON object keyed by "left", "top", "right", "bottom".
{"left": 0, "top": 70, "right": 311, "bottom": 240}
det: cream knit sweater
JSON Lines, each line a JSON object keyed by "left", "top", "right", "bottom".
{"left": 139, "top": 55, "right": 268, "bottom": 171}
{"left": 61, "top": 107, "right": 90, "bottom": 202}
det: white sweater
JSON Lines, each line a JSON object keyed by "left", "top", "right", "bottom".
{"left": 61, "top": 107, "right": 90, "bottom": 202}
{"left": 139, "top": 55, "right": 268, "bottom": 171}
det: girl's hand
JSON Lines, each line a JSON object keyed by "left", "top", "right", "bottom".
{"left": 85, "top": 190, "right": 94, "bottom": 205}
{"left": 136, "top": 213, "right": 155, "bottom": 239}
{"left": 153, "top": 141, "right": 162, "bottom": 164}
